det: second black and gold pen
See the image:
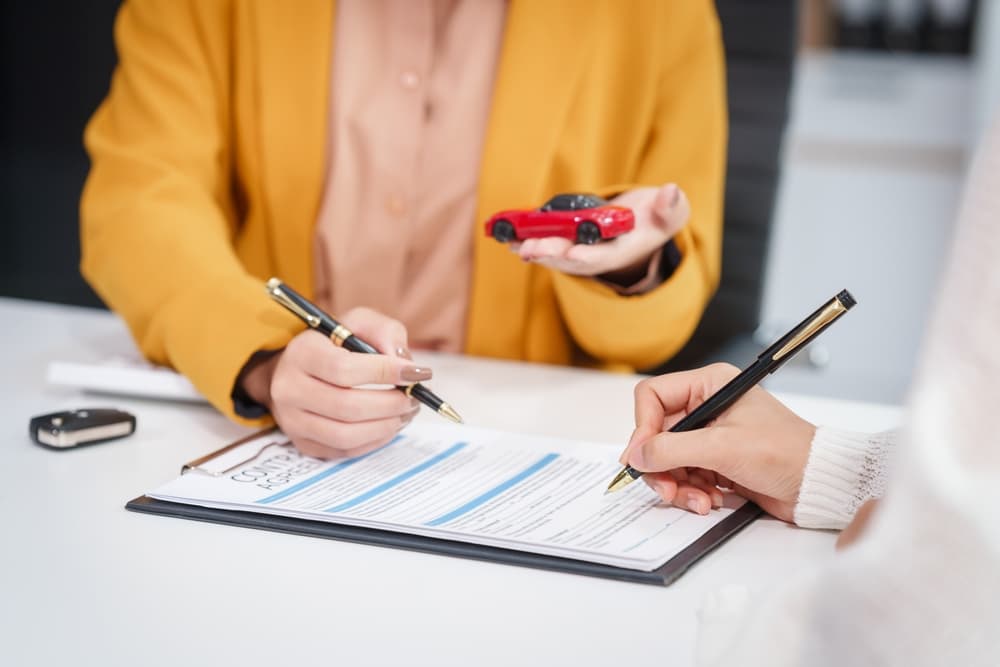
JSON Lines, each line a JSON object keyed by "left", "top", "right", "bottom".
{"left": 606, "top": 289, "right": 857, "bottom": 494}
{"left": 265, "top": 277, "right": 463, "bottom": 424}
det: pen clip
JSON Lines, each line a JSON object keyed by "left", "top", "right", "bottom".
{"left": 771, "top": 295, "right": 849, "bottom": 362}
{"left": 265, "top": 278, "right": 322, "bottom": 328}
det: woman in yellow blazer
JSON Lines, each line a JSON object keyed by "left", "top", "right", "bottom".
{"left": 81, "top": 0, "right": 726, "bottom": 457}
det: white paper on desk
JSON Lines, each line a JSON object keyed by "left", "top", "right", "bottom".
{"left": 150, "top": 423, "right": 745, "bottom": 571}
{"left": 46, "top": 356, "right": 205, "bottom": 402}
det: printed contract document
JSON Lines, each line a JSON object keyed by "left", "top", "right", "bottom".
{"left": 148, "top": 423, "right": 747, "bottom": 572}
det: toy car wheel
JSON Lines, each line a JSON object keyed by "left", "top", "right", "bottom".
{"left": 576, "top": 221, "right": 601, "bottom": 245}
{"left": 492, "top": 219, "right": 516, "bottom": 243}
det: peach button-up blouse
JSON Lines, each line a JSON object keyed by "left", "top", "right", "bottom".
{"left": 312, "top": 0, "right": 506, "bottom": 352}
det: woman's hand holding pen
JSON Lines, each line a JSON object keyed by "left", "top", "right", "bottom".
{"left": 511, "top": 182, "right": 690, "bottom": 286}
{"left": 241, "top": 307, "right": 430, "bottom": 459}
{"left": 620, "top": 363, "right": 816, "bottom": 522}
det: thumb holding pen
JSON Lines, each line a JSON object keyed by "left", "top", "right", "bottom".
{"left": 239, "top": 306, "right": 430, "bottom": 460}
{"left": 621, "top": 363, "right": 815, "bottom": 522}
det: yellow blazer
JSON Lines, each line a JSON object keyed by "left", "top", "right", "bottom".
{"left": 81, "top": 0, "right": 727, "bottom": 425}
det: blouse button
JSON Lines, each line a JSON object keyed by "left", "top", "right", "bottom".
{"left": 400, "top": 71, "right": 420, "bottom": 90}
{"left": 386, "top": 194, "right": 407, "bottom": 218}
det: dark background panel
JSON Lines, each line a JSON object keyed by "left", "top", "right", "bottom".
{"left": 652, "top": 0, "right": 796, "bottom": 372}
{"left": 0, "top": 1, "right": 121, "bottom": 308}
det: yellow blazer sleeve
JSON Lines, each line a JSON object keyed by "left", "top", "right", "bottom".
{"left": 80, "top": 0, "right": 297, "bottom": 426}
{"left": 550, "top": 1, "right": 727, "bottom": 370}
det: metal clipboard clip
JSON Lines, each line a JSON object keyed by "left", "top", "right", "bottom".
{"left": 181, "top": 427, "right": 289, "bottom": 476}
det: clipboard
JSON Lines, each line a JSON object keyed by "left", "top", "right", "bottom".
{"left": 125, "top": 429, "right": 763, "bottom": 586}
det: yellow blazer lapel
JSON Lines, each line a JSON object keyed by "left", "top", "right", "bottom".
{"left": 466, "top": 0, "right": 593, "bottom": 358}
{"left": 249, "top": 0, "right": 334, "bottom": 297}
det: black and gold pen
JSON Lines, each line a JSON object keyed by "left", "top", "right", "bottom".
{"left": 265, "top": 278, "right": 463, "bottom": 424}
{"left": 606, "top": 289, "right": 857, "bottom": 494}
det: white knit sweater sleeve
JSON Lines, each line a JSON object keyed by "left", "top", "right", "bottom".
{"left": 793, "top": 427, "right": 896, "bottom": 529}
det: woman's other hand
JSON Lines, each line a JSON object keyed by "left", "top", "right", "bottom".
{"left": 512, "top": 182, "right": 690, "bottom": 286}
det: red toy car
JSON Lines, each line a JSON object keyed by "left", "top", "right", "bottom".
{"left": 484, "top": 193, "right": 634, "bottom": 245}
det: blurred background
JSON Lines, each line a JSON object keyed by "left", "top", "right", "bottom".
{"left": 0, "top": 0, "right": 995, "bottom": 406}
{"left": 760, "top": 0, "right": 995, "bottom": 403}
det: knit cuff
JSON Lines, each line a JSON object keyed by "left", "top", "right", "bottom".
{"left": 794, "top": 427, "right": 895, "bottom": 530}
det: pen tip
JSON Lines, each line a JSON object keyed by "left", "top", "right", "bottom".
{"left": 605, "top": 467, "right": 635, "bottom": 495}
{"left": 438, "top": 404, "right": 464, "bottom": 424}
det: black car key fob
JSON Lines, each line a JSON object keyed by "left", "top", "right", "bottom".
{"left": 29, "top": 408, "right": 137, "bottom": 449}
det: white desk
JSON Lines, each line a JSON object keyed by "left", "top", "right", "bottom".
{"left": 0, "top": 298, "right": 903, "bottom": 666}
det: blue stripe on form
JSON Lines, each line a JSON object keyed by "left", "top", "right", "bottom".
{"left": 324, "top": 442, "right": 468, "bottom": 513}
{"left": 424, "top": 453, "right": 559, "bottom": 527}
{"left": 256, "top": 435, "right": 401, "bottom": 504}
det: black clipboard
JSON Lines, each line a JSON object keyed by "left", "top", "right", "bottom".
{"left": 125, "top": 430, "right": 762, "bottom": 586}
{"left": 125, "top": 498, "right": 760, "bottom": 586}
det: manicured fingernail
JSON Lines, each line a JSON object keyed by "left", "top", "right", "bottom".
{"left": 668, "top": 184, "right": 680, "bottom": 207}
{"left": 712, "top": 491, "right": 724, "bottom": 508}
{"left": 401, "top": 366, "right": 432, "bottom": 382}
{"left": 688, "top": 496, "right": 705, "bottom": 514}
{"left": 628, "top": 445, "right": 646, "bottom": 470}
{"left": 395, "top": 347, "right": 413, "bottom": 360}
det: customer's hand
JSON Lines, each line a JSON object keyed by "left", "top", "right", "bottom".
{"left": 240, "top": 307, "right": 427, "bottom": 459}
{"left": 511, "top": 183, "right": 690, "bottom": 286}
{"left": 620, "top": 363, "right": 816, "bottom": 522}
